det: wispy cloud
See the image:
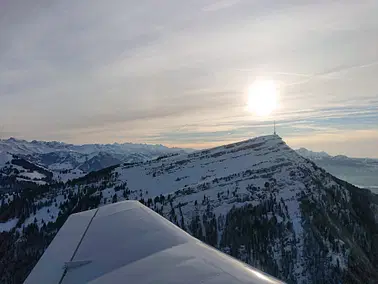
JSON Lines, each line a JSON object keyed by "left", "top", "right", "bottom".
{"left": 0, "top": 0, "right": 378, "bottom": 157}
{"left": 202, "top": 0, "right": 241, "bottom": 12}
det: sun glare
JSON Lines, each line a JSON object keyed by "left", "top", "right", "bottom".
{"left": 247, "top": 79, "right": 278, "bottom": 117}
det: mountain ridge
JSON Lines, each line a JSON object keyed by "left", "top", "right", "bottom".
{"left": 0, "top": 138, "right": 190, "bottom": 185}
{"left": 0, "top": 135, "right": 377, "bottom": 283}
{"left": 296, "top": 147, "right": 378, "bottom": 160}
{"left": 295, "top": 147, "right": 331, "bottom": 159}
{"left": 296, "top": 147, "right": 378, "bottom": 193}
{"left": 0, "top": 137, "right": 187, "bottom": 156}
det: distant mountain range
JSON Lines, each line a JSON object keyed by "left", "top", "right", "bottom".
{"left": 296, "top": 148, "right": 331, "bottom": 159}
{"left": 1, "top": 135, "right": 377, "bottom": 283}
{"left": 1, "top": 137, "right": 377, "bottom": 195}
{"left": 0, "top": 138, "right": 189, "bottom": 190}
{"left": 296, "top": 148, "right": 378, "bottom": 194}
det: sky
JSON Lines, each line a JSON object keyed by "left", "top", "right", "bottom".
{"left": 0, "top": 0, "right": 378, "bottom": 158}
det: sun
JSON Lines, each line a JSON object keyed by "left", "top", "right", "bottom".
{"left": 247, "top": 79, "right": 278, "bottom": 116}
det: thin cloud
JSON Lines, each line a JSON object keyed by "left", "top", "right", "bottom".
{"left": 284, "top": 60, "right": 378, "bottom": 87}
{"left": 202, "top": 0, "right": 241, "bottom": 12}
{"left": 0, "top": 0, "right": 378, "bottom": 157}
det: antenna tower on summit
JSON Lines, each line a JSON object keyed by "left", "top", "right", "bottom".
{"left": 273, "top": 120, "right": 276, "bottom": 135}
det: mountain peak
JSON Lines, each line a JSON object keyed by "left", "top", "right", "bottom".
{"left": 0, "top": 137, "right": 186, "bottom": 157}
{"left": 203, "top": 134, "right": 284, "bottom": 154}
{"left": 1, "top": 134, "right": 378, "bottom": 283}
{"left": 6, "top": 137, "right": 22, "bottom": 142}
{"left": 296, "top": 147, "right": 331, "bottom": 159}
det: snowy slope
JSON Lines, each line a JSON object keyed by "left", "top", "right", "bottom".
{"left": 114, "top": 135, "right": 300, "bottom": 197}
{"left": 0, "top": 152, "right": 13, "bottom": 168}
{"left": 92, "top": 135, "right": 375, "bottom": 282}
{"left": 0, "top": 154, "right": 53, "bottom": 192}
{"left": 0, "top": 138, "right": 190, "bottom": 181}
{"left": 1, "top": 135, "right": 377, "bottom": 284}
{"left": 109, "top": 136, "right": 323, "bottom": 279}
{"left": 296, "top": 148, "right": 378, "bottom": 193}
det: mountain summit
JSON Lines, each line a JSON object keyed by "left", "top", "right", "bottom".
{"left": 296, "top": 147, "right": 331, "bottom": 159}
{"left": 0, "top": 135, "right": 377, "bottom": 283}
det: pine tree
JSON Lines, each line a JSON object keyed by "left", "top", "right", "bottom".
{"left": 112, "top": 194, "right": 117, "bottom": 203}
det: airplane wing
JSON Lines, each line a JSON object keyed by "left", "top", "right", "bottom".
{"left": 24, "top": 200, "right": 284, "bottom": 284}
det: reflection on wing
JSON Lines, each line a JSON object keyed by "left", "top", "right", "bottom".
{"left": 24, "top": 201, "right": 285, "bottom": 284}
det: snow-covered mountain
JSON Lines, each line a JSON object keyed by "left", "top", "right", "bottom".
{"left": 0, "top": 152, "right": 54, "bottom": 193}
{"left": 0, "top": 137, "right": 183, "bottom": 156}
{"left": 0, "top": 138, "right": 189, "bottom": 183}
{"left": 296, "top": 148, "right": 378, "bottom": 194}
{"left": 296, "top": 148, "right": 331, "bottom": 160}
{"left": 1, "top": 135, "right": 377, "bottom": 283}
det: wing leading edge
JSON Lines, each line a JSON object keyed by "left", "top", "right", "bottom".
{"left": 24, "top": 200, "right": 285, "bottom": 284}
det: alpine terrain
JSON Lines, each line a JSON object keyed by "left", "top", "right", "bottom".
{"left": 0, "top": 135, "right": 377, "bottom": 283}
{"left": 0, "top": 138, "right": 188, "bottom": 192}
{"left": 296, "top": 148, "right": 378, "bottom": 194}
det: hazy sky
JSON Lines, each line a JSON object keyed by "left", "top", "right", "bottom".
{"left": 1, "top": 0, "right": 378, "bottom": 157}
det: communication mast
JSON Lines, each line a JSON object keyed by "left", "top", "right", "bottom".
{"left": 273, "top": 120, "right": 276, "bottom": 135}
